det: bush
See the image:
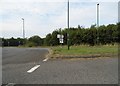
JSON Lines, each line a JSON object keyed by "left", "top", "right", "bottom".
{"left": 25, "top": 42, "right": 36, "bottom": 47}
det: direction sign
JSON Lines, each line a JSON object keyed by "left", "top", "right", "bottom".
{"left": 57, "top": 34, "right": 60, "bottom": 38}
{"left": 57, "top": 34, "right": 64, "bottom": 44}
{"left": 60, "top": 35, "right": 64, "bottom": 39}
{"left": 59, "top": 38, "right": 63, "bottom": 43}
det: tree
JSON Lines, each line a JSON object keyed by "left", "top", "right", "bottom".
{"left": 28, "top": 35, "right": 43, "bottom": 46}
{"left": 44, "top": 33, "right": 52, "bottom": 46}
{"left": 51, "top": 30, "right": 59, "bottom": 46}
{"left": 90, "top": 24, "right": 96, "bottom": 28}
{"left": 2, "top": 23, "right": 118, "bottom": 47}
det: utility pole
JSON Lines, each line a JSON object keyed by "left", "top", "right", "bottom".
{"left": 67, "top": 0, "right": 70, "bottom": 50}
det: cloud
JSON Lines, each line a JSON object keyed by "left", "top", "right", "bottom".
{"left": 0, "top": 1, "right": 118, "bottom": 38}
{"left": 1, "top": 19, "right": 22, "bottom": 37}
{"left": 1, "top": 0, "right": 119, "bottom": 3}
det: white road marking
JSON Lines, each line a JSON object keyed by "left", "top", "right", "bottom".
{"left": 27, "top": 65, "right": 40, "bottom": 73}
{"left": 6, "top": 83, "right": 16, "bottom": 86}
{"left": 43, "top": 58, "right": 49, "bottom": 62}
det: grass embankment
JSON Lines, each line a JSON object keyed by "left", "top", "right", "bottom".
{"left": 50, "top": 44, "right": 118, "bottom": 58}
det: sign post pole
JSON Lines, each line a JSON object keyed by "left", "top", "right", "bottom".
{"left": 67, "top": 0, "right": 70, "bottom": 50}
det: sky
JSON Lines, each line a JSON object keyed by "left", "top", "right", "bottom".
{"left": 0, "top": 0, "right": 119, "bottom": 38}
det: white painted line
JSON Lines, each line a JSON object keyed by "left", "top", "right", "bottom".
{"left": 6, "top": 83, "right": 16, "bottom": 86}
{"left": 43, "top": 58, "right": 49, "bottom": 62}
{"left": 27, "top": 65, "right": 40, "bottom": 73}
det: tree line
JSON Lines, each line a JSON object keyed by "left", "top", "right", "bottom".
{"left": 1, "top": 23, "right": 119, "bottom": 47}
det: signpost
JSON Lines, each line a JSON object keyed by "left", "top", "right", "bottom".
{"left": 57, "top": 34, "right": 64, "bottom": 44}
{"left": 8, "top": 41, "right": 9, "bottom": 46}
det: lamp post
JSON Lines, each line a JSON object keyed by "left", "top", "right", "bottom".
{"left": 97, "top": 3, "right": 99, "bottom": 28}
{"left": 22, "top": 18, "right": 25, "bottom": 46}
{"left": 67, "top": 0, "right": 70, "bottom": 50}
{"left": 22, "top": 18, "right": 25, "bottom": 39}
{"left": 96, "top": 3, "right": 99, "bottom": 45}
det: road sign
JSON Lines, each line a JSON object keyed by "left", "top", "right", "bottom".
{"left": 57, "top": 34, "right": 64, "bottom": 38}
{"left": 57, "top": 34, "right": 60, "bottom": 38}
{"left": 59, "top": 38, "right": 63, "bottom": 44}
{"left": 57, "top": 34, "right": 64, "bottom": 43}
{"left": 60, "top": 35, "right": 64, "bottom": 39}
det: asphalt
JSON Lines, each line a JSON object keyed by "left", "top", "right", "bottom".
{"left": 2, "top": 47, "right": 118, "bottom": 84}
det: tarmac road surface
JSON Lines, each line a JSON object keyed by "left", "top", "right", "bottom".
{"left": 2, "top": 47, "right": 118, "bottom": 84}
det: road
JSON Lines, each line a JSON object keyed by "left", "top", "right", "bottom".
{"left": 2, "top": 47, "right": 118, "bottom": 84}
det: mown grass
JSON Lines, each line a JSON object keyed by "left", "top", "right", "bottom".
{"left": 51, "top": 44, "right": 118, "bottom": 55}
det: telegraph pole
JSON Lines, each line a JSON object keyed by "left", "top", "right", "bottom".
{"left": 67, "top": 0, "right": 70, "bottom": 50}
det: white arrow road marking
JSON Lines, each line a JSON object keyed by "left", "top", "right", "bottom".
{"left": 43, "top": 58, "right": 49, "bottom": 62}
{"left": 27, "top": 65, "right": 40, "bottom": 73}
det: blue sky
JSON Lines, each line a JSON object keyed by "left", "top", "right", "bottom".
{"left": 0, "top": 0, "right": 119, "bottom": 38}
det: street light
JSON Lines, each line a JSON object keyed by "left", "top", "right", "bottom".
{"left": 22, "top": 18, "right": 25, "bottom": 39}
{"left": 97, "top": 3, "right": 99, "bottom": 28}
{"left": 96, "top": 3, "right": 100, "bottom": 45}
{"left": 67, "top": 0, "right": 70, "bottom": 50}
{"left": 22, "top": 18, "right": 25, "bottom": 46}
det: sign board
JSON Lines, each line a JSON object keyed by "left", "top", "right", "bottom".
{"left": 57, "top": 34, "right": 60, "bottom": 38}
{"left": 57, "top": 34, "right": 64, "bottom": 39}
{"left": 57, "top": 34, "right": 64, "bottom": 44}
{"left": 59, "top": 38, "right": 63, "bottom": 44}
{"left": 60, "top": 35, "right": 64, "bottom": 38}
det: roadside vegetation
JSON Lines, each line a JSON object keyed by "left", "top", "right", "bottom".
{"left": 1, "top": 23, "right": 119, "bottom": 58}
{"left": 50, "top": 44, "right": 118, "bottom": 58}
{"left": 1, "top": 23, "right": 119, "bottom": 47}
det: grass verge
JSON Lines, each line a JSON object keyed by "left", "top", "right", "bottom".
{"left": 50, "top": 44, "right": 118, "bottom": 59}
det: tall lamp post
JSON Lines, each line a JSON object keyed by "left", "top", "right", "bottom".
{"left": 22, "top": 18, "right": 25, "bottom": 46}
{"left": 67, "top": 0, "right": 70, "bottom": 50}
{"left": 22, "top": 18, "right": 25, "bottom": 39}
{"left": 97, "top": 3, "right": 99, "bottom": 44}
{"left": 97, "top": 3, "right": 99, "bottom": 28}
